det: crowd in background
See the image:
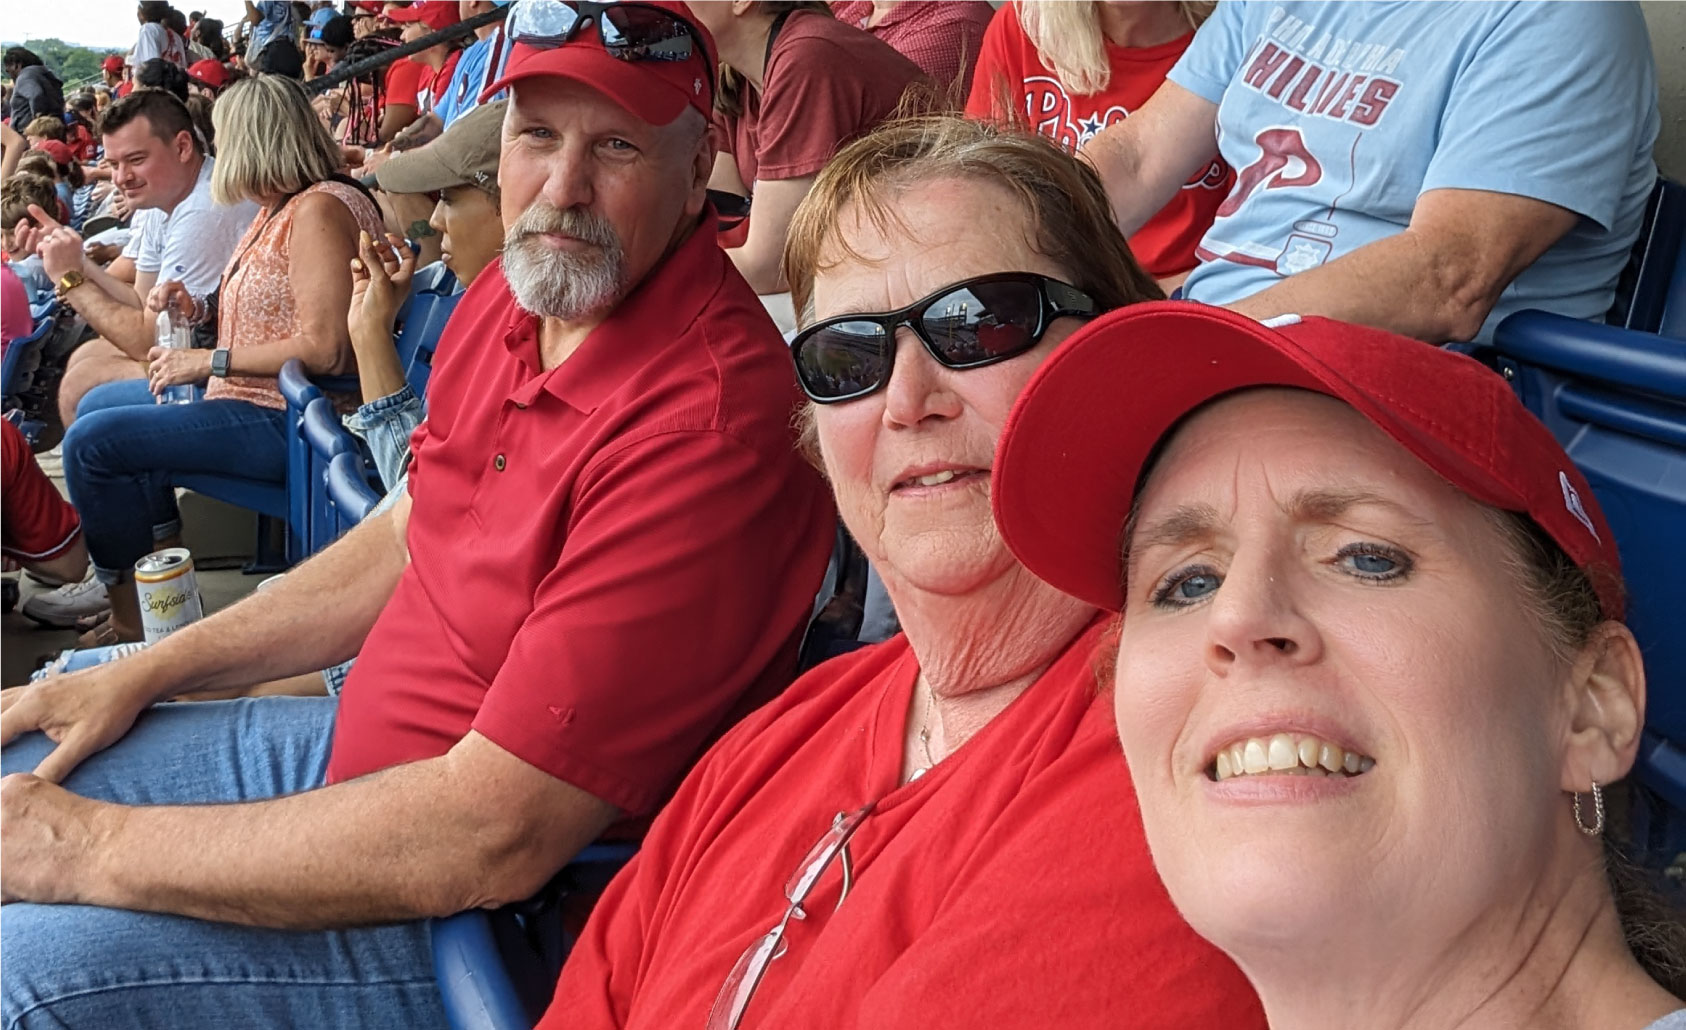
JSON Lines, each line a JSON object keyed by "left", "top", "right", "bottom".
{"left": 0, "top": 3, "right": 1681, "bottom": 1030}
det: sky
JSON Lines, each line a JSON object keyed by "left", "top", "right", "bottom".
{"left": 0, "top": 0, "right": 252, "bottom": 51}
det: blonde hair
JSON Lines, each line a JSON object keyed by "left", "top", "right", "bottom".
{"left": 211, "top": 75, "right": 343, "bottom": 206}
{"left": 1017, "top": 1, "right": 1213, "bottom": 96}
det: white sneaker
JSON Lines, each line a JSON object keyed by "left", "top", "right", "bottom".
{"left": 21, "top": 576, "right": 110, "bottom": 628}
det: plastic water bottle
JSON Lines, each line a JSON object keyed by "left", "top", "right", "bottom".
{"left": 154, "top": 307, "right": 195, "bottom": 406}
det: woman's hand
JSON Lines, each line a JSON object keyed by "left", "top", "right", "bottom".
{"left": 347, "top": 230, "right": 415, "bottom": 355}
{"left": 146, "top": 346, "right": 212, "bottom": 394}
{"left": 145, "top": 280, "right": 198, "bottom": 321}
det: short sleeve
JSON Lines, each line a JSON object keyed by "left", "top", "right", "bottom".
{"left": 754, "top": 41, "right": 870, "bottom": 180}
{"left": 1420, "top": 2, "right": 1656, "bottom": 229}
{"left": 155, "top": 207, "right": 241, "bottom": 295}
{"left": 131, "top": 25, "right": 165, "bottom": 65}
{"left": 385, "top": 58, "right": 424, "bottom": 109}
{"left": 963, "top": 3, "right": 1017, "bottom": 120}
{"left": 132, "top": 210, "right": 165, "bottom": 274}
{"left": 471, "top": 428, "right": 827, "bottom": 815}
{"left": 1166, "top": 0, "right": 1248, "bottom": 104}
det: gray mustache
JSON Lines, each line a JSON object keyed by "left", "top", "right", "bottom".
{"left": 507, "top": 203, "right": 620, "bottom": 251}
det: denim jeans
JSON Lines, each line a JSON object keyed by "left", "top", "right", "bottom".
{"left": 0, "top": 696, "right": 446, "bottom": 1030}
{"left": 343, "top": 385, "right": 426, "bottom": 492}
{"left": 62, "top": 380, "right": 287, "bottom": 583}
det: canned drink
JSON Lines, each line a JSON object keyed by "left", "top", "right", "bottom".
{"left": 135, "top": 547, "right": 205, "bottom": 643}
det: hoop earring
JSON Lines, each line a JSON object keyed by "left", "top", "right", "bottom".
{"left": 1573, "top": 780, "right": 1605, "bottom": 837}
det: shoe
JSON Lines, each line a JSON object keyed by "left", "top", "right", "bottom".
{"left": 20, "top": 576, "right": 110, "bottom": 629}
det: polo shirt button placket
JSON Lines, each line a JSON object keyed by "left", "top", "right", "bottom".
{"left": 494, "top": 454, "right": 506, "bottom": 472}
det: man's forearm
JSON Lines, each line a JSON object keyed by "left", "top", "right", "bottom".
{"left": 1221, "top": 230, "right": 1487, "bottom": 343}
{"left": 134, "top": 506, "right": 410, "bottom": 701}
{"left": 85, "top": 740, "right": 608, "bottom": 929}
{"left": 64, "top": 274, "right": 150, "bottom": 358}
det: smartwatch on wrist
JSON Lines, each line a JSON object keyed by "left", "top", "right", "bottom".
{"left": 210, "top": 348, "right": 232, "bottom": 378}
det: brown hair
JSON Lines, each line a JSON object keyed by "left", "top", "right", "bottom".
{"left": 99, "top": 87, "right": 202, "bottom": 155}
{"left": 714, "top": 2, "right": 832, "bottom": 119}
{"left": 2, "top": 173, "right": 59, "bottom": 231}
{"left": 14, "top": 151, "right": 56, "bottom": 182}
{"left": 23, "top": 116, "right": 65, "bottom": 141}
{"left": 781, "top": 113, "right": 1162, "bottom": 463}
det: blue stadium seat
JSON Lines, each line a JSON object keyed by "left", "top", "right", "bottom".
{"left": 326, "top": 449, "right": 380, "bottom": 530}
{"left": 2, "top": 310, "right": 58, "bottom": 444}
{"left": 430, "top": 527, "right": 892, "bottom": 1030}
{"left": 300, "top": 396, "right": 356, "bottom": 553}
{"left": 1491, "top": 177, "right": 1686, "bottom": 874}
{"left": 394, "top": 263, "right": 464, "bottom": 400}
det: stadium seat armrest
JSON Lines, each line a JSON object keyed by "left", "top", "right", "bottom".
{"left": 1492, "top": 310, "right": 1686, "bottom": 400}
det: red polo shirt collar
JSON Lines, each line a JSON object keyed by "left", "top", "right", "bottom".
{"left": 501, "top": 207, "right": 723, "bottom": 413}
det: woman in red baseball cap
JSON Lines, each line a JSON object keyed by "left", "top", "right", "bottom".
{"left": 992, "top": 303, "right": 1686, "bottom": 1030}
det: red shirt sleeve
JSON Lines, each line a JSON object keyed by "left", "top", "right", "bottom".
{"left": 384, "top": 57, "right": 424, "bottom": 108}
{"left": 469, "top": 427, "right": 832, "bottom": 815}
{"left": 2, "top": 418, "right": 82, "bottom": 562}
{"left": 964, "top": 3, "right": 1020, "bottom": 120}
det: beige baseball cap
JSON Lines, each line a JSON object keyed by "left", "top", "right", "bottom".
{"left": 375, "top": 99, "right": 505, "bottom": 195}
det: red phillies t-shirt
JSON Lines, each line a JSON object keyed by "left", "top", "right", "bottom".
{"left": 965, "top": 2, "right": 1232, "bottom": 278}
{"left": 417, "top": 48, "right": 461, "bottom": 115}
{"left": 324, "top": 218, "right": 837, "bottom": 816}
{"left": 546, "top": 620, "right": 1265, "bottom": 1029}
{"left": 718, "top": 10, "right": 927, "bottom": 187}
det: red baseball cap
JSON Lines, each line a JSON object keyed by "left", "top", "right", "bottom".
{"left": 385, "top": 1, "right": 460, "bottom": 30}
{"left": 31, "top": 139, "right": 74, "bottom": 166}
{"left": 484, "top": 0, "right": 714, "bottom": 126}
{"left": 101, "top": 55, "right": 124, "bottom": 73}
{"left": 187, "top": 59, "right": 230, "bottom": 89}
{"left": 992, "top": 301, "right": 1625, "bottom": 619}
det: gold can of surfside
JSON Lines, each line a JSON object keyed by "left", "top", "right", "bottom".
{"left": 134, "top": 547, "right": 205, "bottom": 644}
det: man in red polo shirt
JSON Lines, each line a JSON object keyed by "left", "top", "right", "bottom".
{"left": 0, "top": 5, "right": 834, "bottom": 1026}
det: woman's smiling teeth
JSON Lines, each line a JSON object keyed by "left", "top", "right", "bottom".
{"left": 1210, "top": 733, "right": 1376, "bottom": 781}
{"left": 917, "top": 470, "right": 958, "bottom": 486}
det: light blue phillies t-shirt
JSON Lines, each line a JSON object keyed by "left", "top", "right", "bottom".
{"left": 1169, "top": 1, "right": 1658, "bottom": 342}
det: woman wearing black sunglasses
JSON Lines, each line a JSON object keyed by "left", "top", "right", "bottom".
{"left": 546, "top": 114, "right": 1264, "bottom": 1030}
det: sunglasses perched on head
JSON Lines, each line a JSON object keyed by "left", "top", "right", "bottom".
{"left": 506, "top": 0, "right": 708, "bottom": 65}
{"left": 789, "top": 273, "right": 1098, "bottom": 404}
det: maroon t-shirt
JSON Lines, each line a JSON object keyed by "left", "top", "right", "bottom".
{"left": 718, "top": 10, "right": 928, "bottom": 187}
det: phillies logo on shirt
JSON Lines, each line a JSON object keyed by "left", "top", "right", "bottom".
{"left": 1235, "top": 7, "right": 1405, "bottom": 128}
{"left": 1021, "top": 76, "right": 1227, "bottom": 191}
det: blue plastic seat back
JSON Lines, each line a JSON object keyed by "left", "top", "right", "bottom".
{"left": 326, "top": 450, "right": 380, "bottom": 530}
{"left": 301, "top": 397, "right": 355, "bottom": 553}
{"left": 1492, "top": 311, "right": 1686, "bottom": 823}
{"left": 1608, "top": 177, "right": 1685, "bottom": 336}
{"left": 1, "top": 313, "right": 57, "bottom": 403}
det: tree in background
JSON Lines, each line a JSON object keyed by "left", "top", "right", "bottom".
{"left": 0, "top": 39, "right": 119, "bottom": 91}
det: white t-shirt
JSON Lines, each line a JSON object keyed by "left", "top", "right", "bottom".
{"left": 131, "top": 157, "right": 260, "bottom": 298}
{"left": 130, "top": 22, "right": 187, "bottom": 68}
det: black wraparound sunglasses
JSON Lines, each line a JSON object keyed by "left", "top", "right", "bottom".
{"left": 789, "top": 273, "right": 1098, "bottom": 404}
{"left": 505, "top": 0, "right": 711, "bottom": 67}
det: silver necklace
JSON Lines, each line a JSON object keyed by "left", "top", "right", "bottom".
{"left": 910, "top": 680, "right": 937, "bottom": 781}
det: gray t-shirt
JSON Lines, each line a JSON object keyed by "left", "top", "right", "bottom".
{"left": 130, "top": 157, "right": 260, "bottom": 298}
{"left": 1644, "top": 1009, "right": 1686, "bottom": 1030}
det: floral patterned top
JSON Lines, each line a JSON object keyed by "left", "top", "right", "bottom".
{"left": 205, "top": 179, "right": 384, "bottom": 411}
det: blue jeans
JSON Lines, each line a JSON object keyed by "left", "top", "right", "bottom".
{"left": 61, "top": 380, "right": 287, "bottom": 583}
{"left": 0, "top": 696, "right": 446, "bottom": 1029}
{"left": 343, "top": 385, "right": 426, "bottom": 492}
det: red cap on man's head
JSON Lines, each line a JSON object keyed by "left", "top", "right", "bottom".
{"left": 992, "top": 301, "right": 1625, "bottom": 619}
{"left": 31, "top": 139, "right": 74, "bottom": 166}
{"left": 385, "top": 1, "right": 460, "bottom": 31}
{"left": 187, "top": 59, "right": 230, "bottom": 89}
{"left": 101, "top": 55, "right": 124, "bottom": 73}
{"left": 484, "top": 0, "right": 714, "bottom": 126}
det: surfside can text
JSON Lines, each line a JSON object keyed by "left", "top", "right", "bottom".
{"left": 135, "top": 548, "right": 205, "bottom": 644}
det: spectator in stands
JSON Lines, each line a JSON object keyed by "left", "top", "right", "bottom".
{"left": 305, "top": 14, "right": 355, "bottom": 79}
{"left": 0, "top": 9, "right": 834, "bottom": 1027}
{"left": 544, "top": 113, "right": 1260, "bottom": 1030}
{"left": 185, "top": 58, "right": 229, "bottom": 98}
{"left": 1082, "top": 2, "right": 1660, "bottom": 343}
{"left": 323, "top": 34, "right": 395, "bottom": 151}
{"left": 29, "top": 139, "right": 85, "bottom": 230}
{"left": 967, "top": 1, "right": 1227, "bottom": 288}
{"left": 193, "top": 16, "right": 230, "bottom": 62}
{"left": 184, "top": 93, "right": 216, "bottom": 154}
{"left": 829, "top": 0, "right": 994, "bottom": 99}
{"left": 51, "top": 76, "right": 383, "bottom": 645}
{"left": 66, "top": 93, "right": 104, "bottom": 164}
{"left": 253, "top": 34, "right": 305, "bottom": 78}
{"left": 388, "top": 1, "right": 464, "bottom": 120}
{"left": 28, "top": 90, "right": 256, "bottom": 433}
{"left": 133, "top": 1, "right": 190, "bottom": 69}
{"left": 101, "top": 54, "right": 127, "bottom": 90}
{"left": 1, "top": 260, "right": 30, "bottom": 345}
{"left": 4, "top": 48, "right": 64, "bottom": 127}
{"left": 991, "top": 305, "right": 1686, "bottom": 1030}
{"left": 2, "top": 419, "right": 89, "bottom": 591}
{"left": 21, "top": 115, "right": 65, "bottom": 147}
{"left": 136, "top": 56, "right": 192, "bottom": 101}
{"left": 244, "top": 0, "right": 301, "bottom": 64}
{"left": 691, "top": 2, "right": 926, "bottom": 308}
{"left": 352, "top": 98, "right": 506, "bottom": 488}
{"left": 388, "top": 0, "right": 509, "bottom": 154}
{"left": 2, "top": 173, "right": 60, "bottom": 299}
